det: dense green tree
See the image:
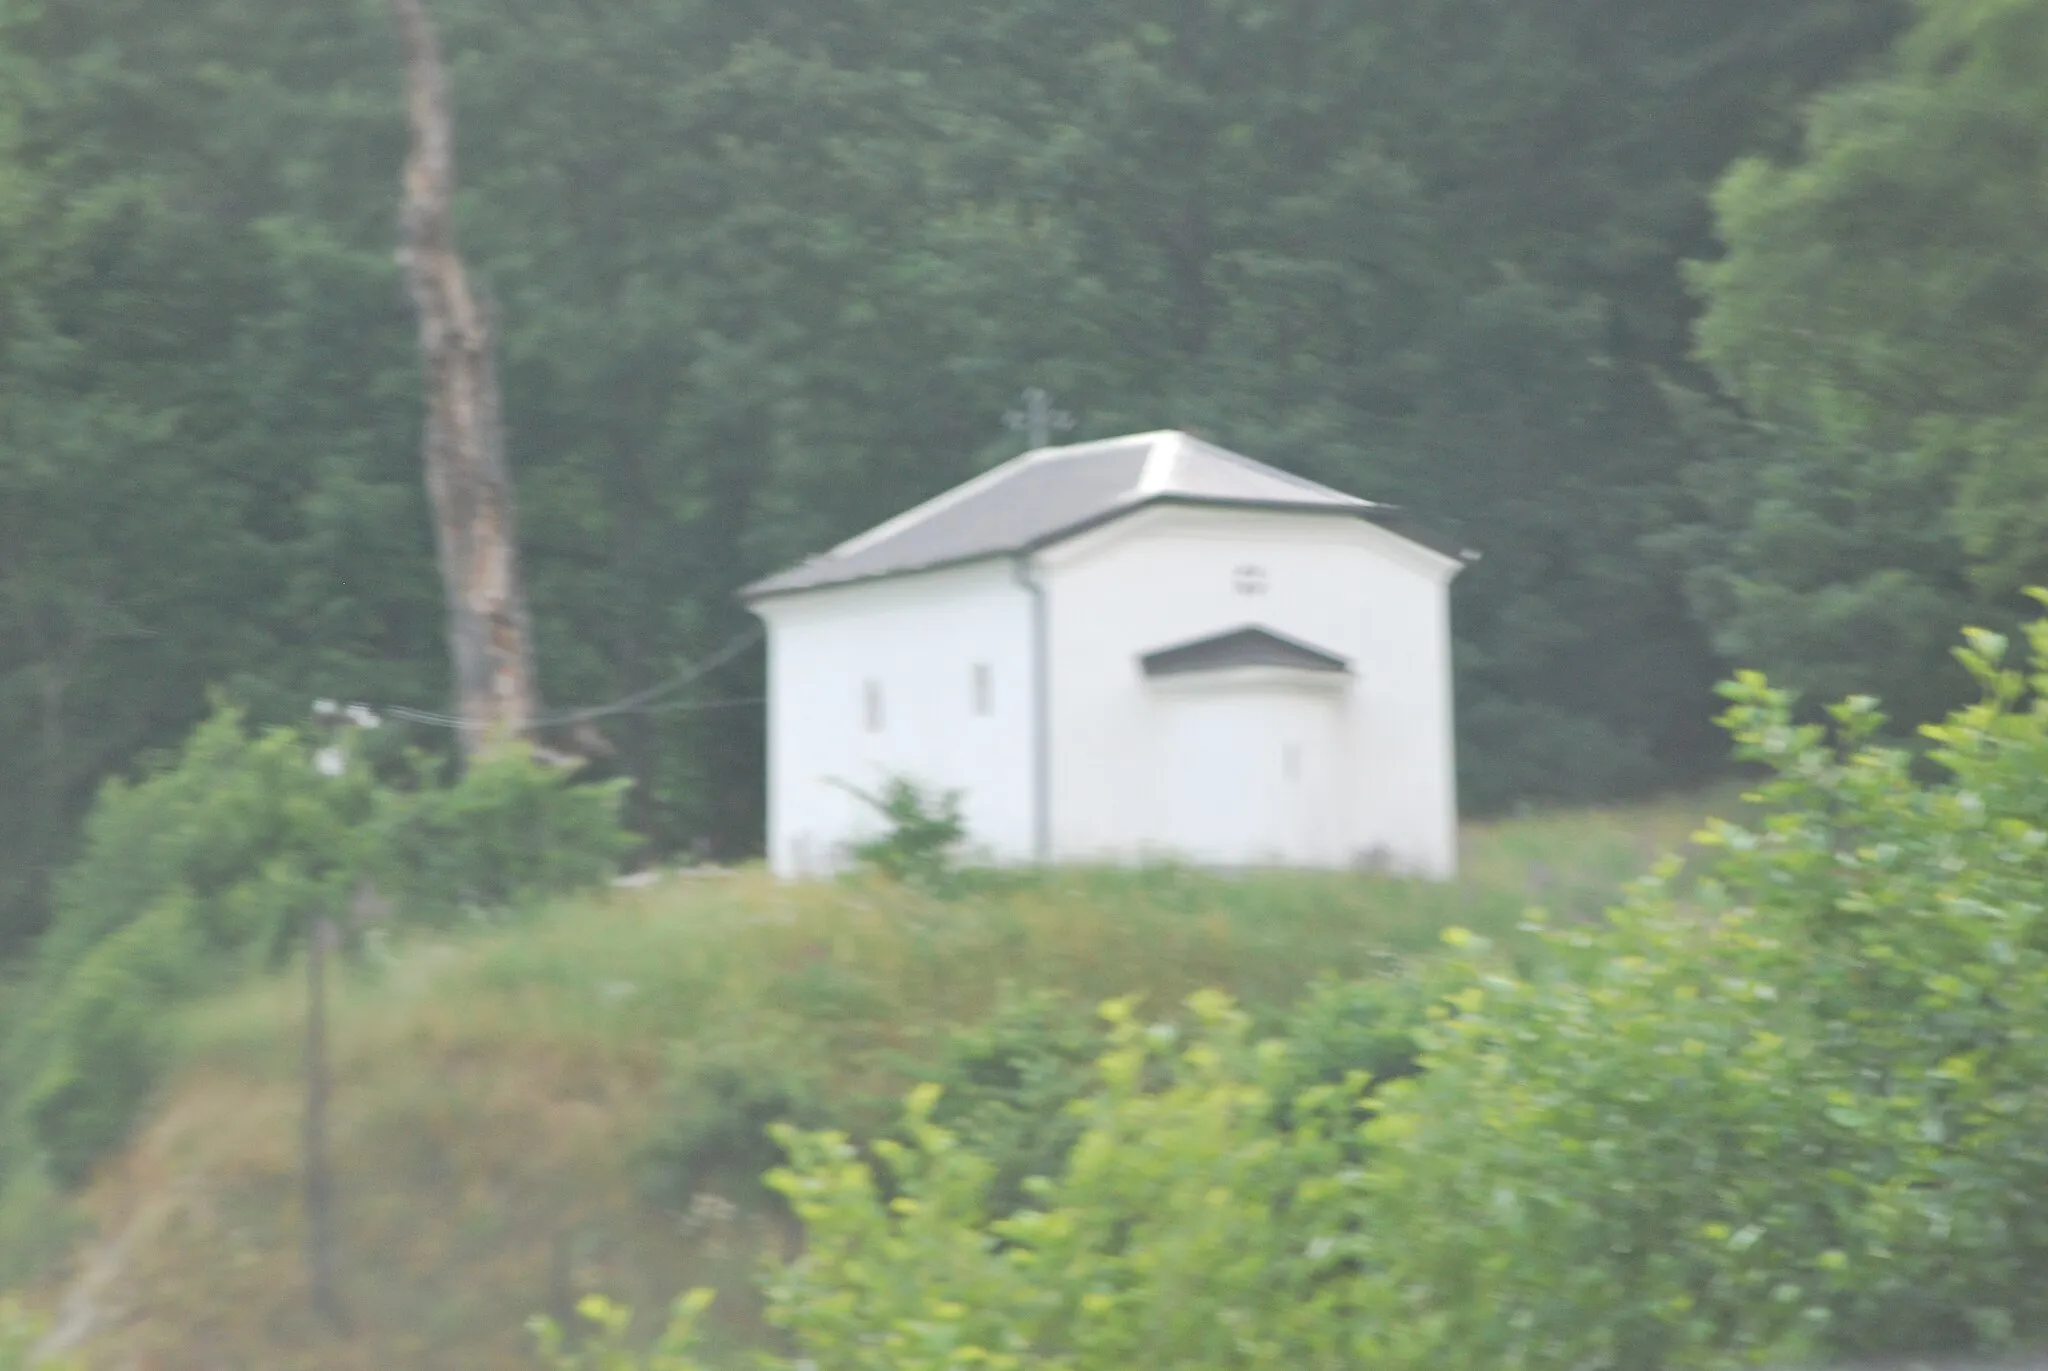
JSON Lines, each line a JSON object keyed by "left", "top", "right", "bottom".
{"left": 1690, "top": 0, "right": 2048, "bottom": 724}
{"left": 0, "top": 0, "right": 443, "bottom": 949}
{"left": 1351, "top": 0, "right": 1908, "bottom": 800}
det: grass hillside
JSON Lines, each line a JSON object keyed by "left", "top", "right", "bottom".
{"left": 20, "top": 790, "right": 1735, "bottom": 1370}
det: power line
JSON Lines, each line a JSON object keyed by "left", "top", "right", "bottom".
{"left": 642, "top": 694, "right": 764, "bottom": 716}
{"left": 374, "top": 627, "right": 764, "bottom": 733}
{"left": 533, "top": 627, "right": 764, "bottom": 727}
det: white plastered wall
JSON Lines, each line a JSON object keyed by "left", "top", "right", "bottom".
{"left": 751, "top": 560, "right": 1035, "bottom": 877}
{"left": 1036, "top": 504, "right": 1461, "bottom": 877}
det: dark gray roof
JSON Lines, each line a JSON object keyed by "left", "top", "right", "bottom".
{"left": 742, "top": 430, "right": 1405, "bottom": 600}
{"left": 1140, "top": 626, "right": 1351, "bottom": 678}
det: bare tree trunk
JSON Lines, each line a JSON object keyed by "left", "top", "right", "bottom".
{"left": 389, "top": 0, "right": 538, "bottom": 757}
{"left": 304, "top": 915, "right": 350, "bottom": 1336}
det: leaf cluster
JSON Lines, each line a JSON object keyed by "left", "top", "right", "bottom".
{"left": 841, "top": 776, "right": 970, "bottom": 894}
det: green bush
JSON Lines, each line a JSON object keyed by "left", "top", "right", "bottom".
{"left": 35, "top": 708, "right": 383, "bottom": 982}
{"left": 538, "top": 983, "right": 1403, "bottom": 1370}
{"left": 530, "top": 1292, "right": 713, "bottom": 1371}
{"left": 22, "top": 903, "right": 206, "bottom": 1187}
{"left": 552, "top": 981, "right": 1459, "bottom": 1371}
{"left": 840, "top": 776, "right": 967, "bottom": 892}
{"left": 1273, "top": 973, "right": 1427, "bottom": 1098}
{"left": 1357, "top": 611, "right": 2048, "bottom": 1369}
{"left": 12, "top": 709, "right": 383, "bottom": 1185}
{"left": 737, "top": 601, "right": 2048, "bottom": 1371}
{"left": 634, "top": 1040, "right": 829, "bottom": 1213}
{"left": 9, "top": 707, "right": 632, "bottom": 1189}
{"left": 902, "top": 979, "right": 1429, "bottom": 1222}
{"left": 376, "top": 747, "right": 634, "bottom": 922}
{"left": 765, "top": 993, "right": 1378, "bottom": 1371}
{"left": 910, "top": 989, "right": 1104, "bottom": 1219}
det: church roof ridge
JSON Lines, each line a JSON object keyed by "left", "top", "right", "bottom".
{"left": 742, "top": 429, "right": 1409, "bottom": 601}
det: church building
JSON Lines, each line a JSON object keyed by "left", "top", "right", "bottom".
{"left": 741, "top": 430, "right": 1471, "bottom": 878}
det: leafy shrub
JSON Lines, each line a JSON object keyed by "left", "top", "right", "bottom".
{"left": 530, "top": 1292, "right": 713, "bottom": 1371}
{"left": 737, "top": 601, "right": 2048, "bottom": 1371}
{"left": 910, "top": 989, "right": 1104, "bottom": 1218}
{"left": 13, "top": 709, "right": 383, "bottom": 1184}
{"left": 631, "top": 977, "right": 1420, "bottom": 1276}
{"left": 1357, "top": 612, "right": 2048, "bottom": 1369}
{"left": 765, "top": 993, "right": 1378, "bottom": 1371}
{"left": 892, "top": 979, "right": 1426, "bottom": 1228}
{"left": 376, "top": 747, "right": 634, "bottom": 921}
{"left": 11, "top": 707, "right": 632, "bottom": 1188}
{"left": 1268, "top": 971, "right": 1430, "bottom": 1127}
{"left": 840, "top": 776, "right": 966, "bottom": 891}
{"left": 35, "top": 708, "right": 383, "bottom": 982}
{"left": 632, "top": 996, "right": 1091, "bottom": 1222}
{"left": 634, "top": 1040, "right": 829, "bottom": 1213}
{"left": 22, "top": 903, "right": 206, "bottom": 1186}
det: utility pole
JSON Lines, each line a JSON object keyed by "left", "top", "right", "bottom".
{"left": 299, "top": 700, "right": 383, "bottom": 1337}
{"left": 389, "top": 0, "right": 538, "bottom": 758}
{"left": 1004, "top": 388, "right": 1075, "bottom": 451}
{"left": 304, "top": 912, "right": 348, "bottom": 1335}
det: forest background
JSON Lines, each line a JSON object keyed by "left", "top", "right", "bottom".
{"left": 3, "top": 0, "right": 2043, "bottom": 952}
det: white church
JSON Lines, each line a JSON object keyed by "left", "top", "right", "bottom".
{"left": 741, "top": 430, "right": 1471, "bottom": 879}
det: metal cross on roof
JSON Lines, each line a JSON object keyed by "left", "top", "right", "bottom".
{"left": 1004, "top": 387, "right": 1075, "bottom": 450}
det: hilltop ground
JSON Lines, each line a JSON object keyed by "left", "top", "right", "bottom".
{"left": 8, "top": 789, "right": 1738, "bottom": 1370}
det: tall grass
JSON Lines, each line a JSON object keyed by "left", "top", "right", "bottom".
{"left": 28, "top": 790, "right": 1736, "bottom": 1371}
{"left": 182, "top": 783, "right": 1735, "bottom": 1073}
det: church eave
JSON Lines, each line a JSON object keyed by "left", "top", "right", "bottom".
{"left": 738, "top": 496, "right": 1457, "bottom": 604}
